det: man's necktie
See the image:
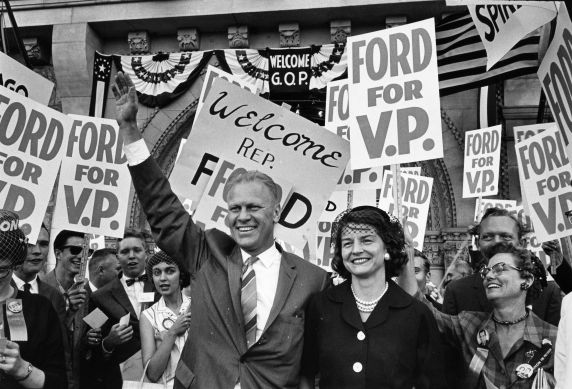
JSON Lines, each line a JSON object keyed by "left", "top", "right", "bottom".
{"left": 241, "top": 256, "right": 259, "bottom": 348}
{"left": 126, "top": 274, "right": 148, "bottom": 286}
{"left": 23, "top": 283, "right": 32, "bottom": 294}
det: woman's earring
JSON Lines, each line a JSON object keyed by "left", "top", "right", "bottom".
{"left": 520, "top": 282, "right": 529, "bottom": 290}
{"left": 384, "top": 253, "right": 390, "bottom": 261}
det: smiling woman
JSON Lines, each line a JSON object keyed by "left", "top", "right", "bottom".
{"left": 301, "top": 206, "right": 446, "bottom": 389}
{"left": 400, "top": 242, "right": 557, "bottom": 389}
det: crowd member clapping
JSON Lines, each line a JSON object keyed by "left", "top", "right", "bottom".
{"left": 400, "top": 242, "right": 557, "bottom": 388}
{"left": 140, "top": 251, "right": 191, "bottom": 388}
{"left": 301, "top": 206, "right": 445, "bottom": 389}
{"left": 0, "top": 210, "right": 66, "bottom": 389}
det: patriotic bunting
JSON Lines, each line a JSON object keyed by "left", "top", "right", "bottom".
{"left": 113, "top": 51, "right": 213, "bottom": 107}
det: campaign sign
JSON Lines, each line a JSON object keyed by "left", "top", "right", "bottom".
{"left": 378, "top": 171, "right": 433, "bottom": 250}
{"left": 347, "top": 18, "right": 442, "bottom": 169}
{"left": 469, "top": 3, "right": 557, "bottom": 70}
{"left": 515, "top": 126, "right": 572, "bottom": 242}
{"left": 52, "top": 115, "right": 130, "bottom": 238}
{"left": 0, "top": 87, "right": 71, "bottom": 243}
{"left": 474, "top": 199, "right": 517, "bottom": 222}
{"left": 513, "top": 123, "right": 554, "bottom": 216}
{"left": 196, "top": 66, "right": 259, "bottom": 116}
{"left": 169, "top": 78, "right": 350, "bottom": 250}
{"left": 0, "top": 51, "right": 54, "bottom": 105}
{"left": 538, "top": 4, "right": 572, "bottom": 163}
{"left": 268, "top": 48, "right": 312, "bottom": 97}
{"left": 325, "top": 79, "right": 350, "bottom": 140}
{"left": 463, "top": 125, "right": 502, "bottom": 198}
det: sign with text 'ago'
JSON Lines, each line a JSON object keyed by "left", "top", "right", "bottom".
{"left": 463, "top": 125, "right": 502, "bottom": 198}
{"left": 0, "top": 87, "right": 71, "bottom": 243}
{"left": 169, "top": 78, "right": 350, "bottom": 251}
{"left": 378, "top": 171, "right": 433, "bottom": 250}
{"left": 347, "top": 18, "right": 442, "bottom": 169}
{"left": 0, "top": 51, "right": 54, "bottom": 106}
{"left": 516, "top": 126, "right": 572, "bottom": 242}
{"left": 538, "top": 4, "right": 572, "bottom": 163}
{"left": 52, "top": 115, "right": 130, "bottom": 238}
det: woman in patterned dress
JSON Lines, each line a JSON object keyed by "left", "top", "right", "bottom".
{"left": 140, "top": 251, "right": 191, "bottom": 388}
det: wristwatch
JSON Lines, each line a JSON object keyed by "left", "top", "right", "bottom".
{"left": 15, "top": 363, "right": 33, "bottom": 382}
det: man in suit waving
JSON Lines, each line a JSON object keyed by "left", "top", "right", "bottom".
{"left": 113, "top": 72, "right": 328, "bottom": 389}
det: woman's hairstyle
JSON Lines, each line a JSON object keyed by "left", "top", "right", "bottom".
{"left": 483, "top": 242, "right": 547, "bottom": 305}
{"left": 146, "top": 251, "right": 190, "bottom": 288}
{"left": 330, "top": 206, "right": 407, "bottom": 280}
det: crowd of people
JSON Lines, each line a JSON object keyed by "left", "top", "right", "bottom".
{"left": 0, "top": 71, "right": 572, "bottom": 389}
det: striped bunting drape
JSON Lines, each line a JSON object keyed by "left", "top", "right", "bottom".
{"left": 437, "top": 12, "right": 540, "bottom": 97}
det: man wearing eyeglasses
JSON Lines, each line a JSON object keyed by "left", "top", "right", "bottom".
{"left": 42, "top": 229, "right": 92, "bottom": 389}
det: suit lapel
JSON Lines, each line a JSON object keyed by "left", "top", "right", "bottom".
{"left": 228, "top": 247, "right": 244, "bottom": 326}
{"left": 264, "top": 253, "right": 297, "bottom": 332}
{"left": 110, "top": 278, "right": 136, "bottom": 318}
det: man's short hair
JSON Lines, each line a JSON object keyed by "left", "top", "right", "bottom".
{"left": 53, "top": 230, "right": 84, "bottom": 251}
{"left": 470, "top": 207, "right": 528, "bottom": 240}
{"left": 222, "top": 170, "right": 282, "bottom": 205}
{"left": 414, "top": 249, "right": 430, "bottom": 274}
{"left": 118, "top": 229, "right": 148, "bottom": 250}
{"left": 89, "top": 248, "right": 117, "bottom": 274}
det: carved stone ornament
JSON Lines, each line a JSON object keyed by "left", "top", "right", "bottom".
{"left": 228, "top": 25, "right": 249, "bottom": 49}
{"left": 128, "top": 31, "right": 150, "bottom": 55}
{"left": 330, "top": 20, "right": 351, "bottom": 44}
{"left": 279, "top": 23, "right": 300, "bottom": 47}
{"left": 23, "top": 37, "right": 42, "bottom": 63}
{"left": 178, "top": 28, "right": 199, "bottom": 51}
{"left": 385, "top": 16, "right": 407, "bottom": 29}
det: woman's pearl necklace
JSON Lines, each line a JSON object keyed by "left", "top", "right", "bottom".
{"left": 351, "top": 282, "right": 389, "bottom": 313}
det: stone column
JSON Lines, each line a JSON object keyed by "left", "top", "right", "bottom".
{"left": 52, "top": 23, "right": 102, "bottom": 115}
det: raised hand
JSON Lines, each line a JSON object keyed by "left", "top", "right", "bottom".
{"left": 112, "top": 71, "right": 139, "bottom": 128}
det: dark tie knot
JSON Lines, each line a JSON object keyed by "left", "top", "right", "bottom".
{"left": 23, "top": 283, "right": 32, "bottom": 293}
{"left": 126, "top": 274, "right": 148, "bottom": 286}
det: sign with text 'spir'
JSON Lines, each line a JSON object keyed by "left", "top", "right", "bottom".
{"left": 347, "top": 19, "right": 442, "bottom": 169}
{"left": 0, "top": 51, "right": 54, "bottom": 106}
{"left": 169, "top": 78, "right": 350, "bottom": 251}
{"left": 52, "top": 115, "right": 130, "bottom": 238}
{"left": 516, "top": 126, "right": 572, "bottom": 242}
{"left": 538, "top": 3, "right": 572, "bottom": 164}
{"left": 463, "top": 125, "right": 502, "bottom": 198}
{"left": 469, "top": 3, "right": 557, "bottom": 70}
{"left": 378, "top": 171, "right": 433, "bottom": 250}
{"left": 0, "top": 86, "right": 71, "bottom": 243}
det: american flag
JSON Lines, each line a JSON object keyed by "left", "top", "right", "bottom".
{"left": 89, "top": 51, "right": 113, "bottom": 117}
{"left": 437, "top": 11, "right": 540, "bottom": 97}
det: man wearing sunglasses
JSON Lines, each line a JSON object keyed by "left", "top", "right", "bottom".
{"left": 42, "top": 229, "right": 92, "bottom": 389}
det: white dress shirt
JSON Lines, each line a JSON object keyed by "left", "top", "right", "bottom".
{"left": 120, "top": 273, "right": 146, "bottom": 319}
{"left": 556, "top": 293, "right": 572, "bottom": 389}
{"left": 12, "top": 274, "right": 39, "bottom": 294}
{"left": 124, "top": 138, "right": 150, "bottom": 166}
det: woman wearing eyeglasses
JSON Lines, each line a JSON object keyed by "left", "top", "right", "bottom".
{"left": 0, "top": 211, "right": 67, "bottom": 389}
{"left": 400, "top": 241, "right": 557, "bottom": 389}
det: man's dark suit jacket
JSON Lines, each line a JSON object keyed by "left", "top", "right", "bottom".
{"left": 89, "top": 274, "right": 156, "bottom": 389}
{"left": 43, "top": 270, "right": 92, "bottom": 389}
{"left": 130, "top": 157, "right": 329, "bottom": 389}
{"left": 442, "top": 272, "right": 563, "bottom": 325}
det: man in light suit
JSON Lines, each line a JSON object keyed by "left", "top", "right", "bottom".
{"left": 89, "top": 230, "right": 157, "bottom": 389}
{"left": 113, "top": 72, "right": 329, "bottom": 388}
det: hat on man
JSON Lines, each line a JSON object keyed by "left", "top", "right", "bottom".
{"left": 0, "top": 210, "right": 28, "bottom": 267}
